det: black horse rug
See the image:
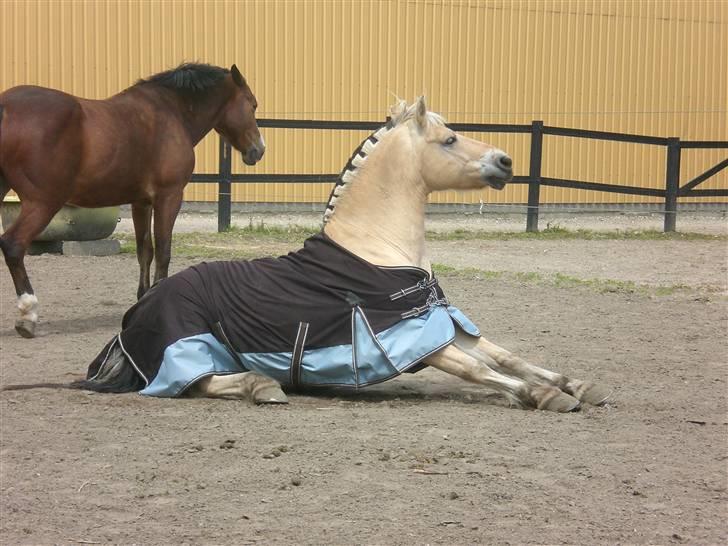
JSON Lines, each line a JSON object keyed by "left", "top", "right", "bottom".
{"left": 87, "top": 232, "right": 480, "bottom": 396}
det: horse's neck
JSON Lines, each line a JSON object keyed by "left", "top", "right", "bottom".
{"left": 178, "top": 88, "right": 231, "bottom": 146}
{"left": 324, "top": 134, "right": 431, "bottom": 272}
{"left": 124, "top": 85, "right": 228, "bottom": 146}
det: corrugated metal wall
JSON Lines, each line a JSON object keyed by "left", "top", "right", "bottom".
{"left": 1, "top": 0, "right": 725, "bottom": 205}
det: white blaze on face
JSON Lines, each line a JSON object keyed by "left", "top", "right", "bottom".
{"left": 17, "top": 293, "right": 39, "bottom": 322}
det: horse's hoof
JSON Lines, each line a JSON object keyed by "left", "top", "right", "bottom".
{"left": 569, "top": 382, "right": 613, "bottom": 406}
{"left": 15, "top": 319, "right": 36, "bottom": 339}
{"left": 533, "top": 387, "right": 581, "bottom": 413}
{"left": 254, "top": 386, "right": 289, "bottom": 405}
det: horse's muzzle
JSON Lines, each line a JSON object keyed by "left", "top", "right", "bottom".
{"left": 481, "top": 151, "right": 512, "bottom": 190}
{"left": 243, "top": 145, "right": 265, "bottom": 166}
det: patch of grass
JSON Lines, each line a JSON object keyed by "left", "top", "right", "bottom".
{"left": 118, "top": 223, "right": 726, "bottom": 253}
{"left": 433, "top": 263, "right": 708, "bottom": 296}
{"left": 514, "top": 271, "right": 543, "bottom": 283}
{"left": 116, "top": 234, "right": 717, "bottom": 297}
{"left": 118, "top": 240, "right": 136, "bottom": 254}
{"left": 116, "top": 222, "right": 726, "bottom": 259}
{"left": 116, "top": 236, "right": 286, "bottom": 260}
{"left": 113, "top": 224, "right": 723, "bottom": 296}
{"left": 224, "top": 221, "right": 318, "bottom": 241}
{"left": 432, "top": 263, "right": 502, "bottom": 279}
{"left": 114, "top": 220, "right": 315, "bottom": 259}
{"left": 425, "top": 226, "right": 726, "bottom": 241}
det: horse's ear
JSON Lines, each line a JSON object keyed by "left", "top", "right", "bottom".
{"left": 415, "top": 96, "right": 428, "bottom": 128}
{"left": 230, "top": 64, "right": 246, "bottom": 88}
{"left": 388, "top": 98, "right": 407, "bottom": 123}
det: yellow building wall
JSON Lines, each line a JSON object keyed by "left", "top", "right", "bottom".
{"left": 1, "top": 0, "right": 725, "bottom": 205}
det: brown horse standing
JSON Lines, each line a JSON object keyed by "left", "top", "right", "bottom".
{"left": 0, "top": 63, "right": 264, "bottom": 338}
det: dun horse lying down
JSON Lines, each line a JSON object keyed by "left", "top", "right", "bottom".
{"left": 80, "top": 98, "right": 610, "bottom": 412}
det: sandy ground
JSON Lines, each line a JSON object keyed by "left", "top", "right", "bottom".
{"left": 1, "top": 223, "right": 727, "bottom": 544}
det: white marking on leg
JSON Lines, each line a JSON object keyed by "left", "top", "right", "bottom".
{"left": 17, "top": 293, "right": 38, "bottom": 323}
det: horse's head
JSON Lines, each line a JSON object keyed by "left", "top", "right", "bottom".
{"left": 215, "top": 65, "right": 265, "bottom": 166}
{"left": 393, "top": 96, "right": 512, "bottom": 192}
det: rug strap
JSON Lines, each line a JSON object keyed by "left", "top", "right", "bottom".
{"left": 389, "top": 277, "right": 439, "bottom": 301}
{"left": 211, "top": 321, "right": 248, "bottom": 371}
{"left": 290, "top": 322, "right": 310, "bottom": 388}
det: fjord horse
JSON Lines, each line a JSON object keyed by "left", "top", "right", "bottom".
{"left": 0, "top": 63, "right": 264, "bottom": 338}
{"left": 80, "top": 98, "right": 610, "bottom": 413}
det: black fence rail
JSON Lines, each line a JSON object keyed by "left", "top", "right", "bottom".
{"left": 190, "top": 119, "right": 728, "bottom": 233}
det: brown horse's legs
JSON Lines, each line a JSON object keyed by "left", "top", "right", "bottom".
{"left": 152, "top": 192, "right": 183, "bottom": 285}
{"left": 0, "top": 174, "right": 9, "bottom": 203}
{"left": 131, "top": 203, "right": 153, "bottom": 299}
{"left": 0, "top": 199, "right": 64, "bottom": 337}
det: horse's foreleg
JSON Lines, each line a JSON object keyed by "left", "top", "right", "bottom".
{"left": 0, "top": 200, "right": 62, "bottom": 338}
{"left": 188, "top": 372, "right": 288, "bottom": 404}
{"left": 131, "top": 202, "right": 153, "bottom": 299}
{"left": 455, "top": 331, "right": 611, "bottom": 406}
{"left": 426, "top": 344, "right": 581, "bottom": 412}
{"left": 0, "top": 173, "right": 9, "bottom": 203}
{"left": 151, "top": 192, "right": 183, "bottom": 285}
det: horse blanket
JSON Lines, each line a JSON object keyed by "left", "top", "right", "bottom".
{"left": 87, "top": 232, "right": 480, "bottom": 396}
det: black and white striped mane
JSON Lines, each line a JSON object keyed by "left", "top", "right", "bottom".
{"left": 322, "top": 119, "right": 395, "bottom": 224}
{"left": 322, "top": 102, "right": 447, "bottom": 224}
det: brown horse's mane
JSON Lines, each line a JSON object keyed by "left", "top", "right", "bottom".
{"left": 136, "top": 63, "right": 229, "bottom": 93}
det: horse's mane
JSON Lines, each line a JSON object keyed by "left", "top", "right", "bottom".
{"left": 136, "top": 63, "right": 229, "bottom": 93}
{"left": 322, "top": 100, "right": 445, "bottom": 224}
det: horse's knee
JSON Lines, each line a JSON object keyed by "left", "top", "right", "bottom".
{"left": 0, "top": 235, "right": 24, "bottom": 266}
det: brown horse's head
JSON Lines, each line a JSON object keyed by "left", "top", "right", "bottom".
{"left": 215, "top": 65, "right": 265, "bottom": 166}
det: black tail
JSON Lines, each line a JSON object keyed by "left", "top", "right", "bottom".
{"left": 73, "top": 343, "right": 145, "bottom": 393}
{"left": 1, "top": 382, "right": 86, "bottom": 392}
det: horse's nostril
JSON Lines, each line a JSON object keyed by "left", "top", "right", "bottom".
{"left": 499, "top": 155, "right": 513, "bottom": 169}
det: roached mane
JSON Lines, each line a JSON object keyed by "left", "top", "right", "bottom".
{"left": 322, "top": 100, "right": 446, "bottom": 224}
{"left": 137, "top": 63, "right": 229, "bottom": 93}
{"left": 322, "top": 121, "right": 393, "bottom": 224}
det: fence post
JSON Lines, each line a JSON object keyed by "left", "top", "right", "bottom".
{"left": 526, "top": 120, "right": 544, "bottom": 232}
{"left": 663, "top": 137, "right": 681, "bottom": 232}
{"left": 217, "top": 138, "right": 233, "bottom": 233}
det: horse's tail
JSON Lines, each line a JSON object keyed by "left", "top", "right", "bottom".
{"left": 2, "top": 348, "right": 144, "bottom": 393}
{"left": 1, "top": 382, "right": 86, "bottom": 392}
{"left": 72, "top": 341, "right": 146, "bottom": 393}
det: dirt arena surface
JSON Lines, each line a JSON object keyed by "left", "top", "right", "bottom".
{"left": 1, "top": 229, "right": 727, "bottom": 544}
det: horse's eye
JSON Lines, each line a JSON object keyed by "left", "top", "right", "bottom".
{"left": 444, "top": 136, "right": 457, "bottom": 145}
